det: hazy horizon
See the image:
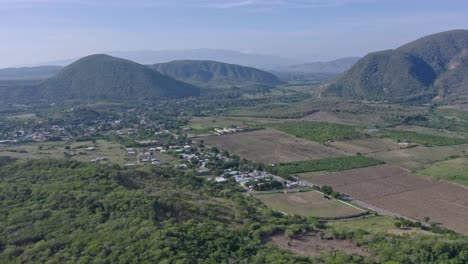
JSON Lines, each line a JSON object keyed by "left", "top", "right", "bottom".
{"left": 1, "top": 0, "right": 468, "bottom": 68}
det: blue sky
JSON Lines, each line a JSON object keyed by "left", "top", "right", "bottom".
{"left": 1, "top": 0, "right": 468, "bottom": 67}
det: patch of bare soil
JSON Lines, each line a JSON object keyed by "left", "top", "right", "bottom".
{"left": 267, "top": 233, "right": 373, "bottom": 259}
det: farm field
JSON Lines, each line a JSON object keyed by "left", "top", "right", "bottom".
{"left": 188, "top": 116, "right": 267, "bottom": 130}
{"left": 255, "top": 190, "right": 364, "bottom": 218}
{"left": 367, "top": 144, "right": 468, "bottom": 171}
{"left": 330, "top": 138, "right": 404, "bottom": 154}
{"left": 0, "top": 140, "right": 175, "bottom": 165}
{"left": 267, "top": 121, "right": 364, "bottom": 143}
{"left": 301, "top": 110, "right": 386, "bottom": 126}
{"left": 299, "top": 165, "right": 468, "bottom": 235}
{"left": 393, "top": 124, "right": 468, "bottom": 139}
{"left": 200, "top": 128, "right": 345, "bottom": 163}
{"left": 268, "top": 156, "right": 383, "bottom": 177}
{"left": 418, "top": 157, "right": 468, "bottom": 186}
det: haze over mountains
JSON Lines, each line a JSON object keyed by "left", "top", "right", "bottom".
{"left": 38, "top": 49, "right": 302, "bottom": 70}
{"left": 325, "top": 30, "right": 468, "bottom": 104}
{"left": 151, "top": 60, "right": 283, "bottom": 88}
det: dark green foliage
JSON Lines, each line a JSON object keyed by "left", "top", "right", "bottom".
{"left": 268, "top": 121, "right": 364, "bottom": 143}
{"left": 326, "top": 49, "right": 437, "bottom": 101}
{"left": 151, "top": 60, "right": 283, "bottom": 88}
{"left": 0, "top": 159, "right": 315, "bottom": 263}
{"left": 383, "top": 130, "right": 468, "bottom": 146}
{"left": 40, "top": 54, "right": 201, "bottom": 101}
{"left": 325, "top": 29, "right": 468, "bottom": 104}
{"left": 268, "top": 156, "right": 384, "bottom": 177}
{"left": 330, "top": 227, "right": 468, "bottom": 264}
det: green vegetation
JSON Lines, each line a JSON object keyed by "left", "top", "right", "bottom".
{"left": 268, "top": 121, "right": 364, "bottom": 143}
{"left": 0, "top": 159, "right": 316, "bottom": 263}
{"left": 383, "top": 129, "right": 468, "bottom": 146}
{"left": 151, "top": 60, "right": 283, "bottom": 88}
{"left": 40, "top": 54, "right": 200, "bottom": 101}
{"left": 418, "top": 157, "right": 468, "bottom": 186}
{"left": 268, "top": 156, "right": 384, "bottom": 177}
{"left": 325, "top": 29, "right": 468, "bottom": 104}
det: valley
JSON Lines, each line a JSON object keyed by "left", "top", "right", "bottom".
{"left": 1, "top": 29, "right": 468, "bottom": 263}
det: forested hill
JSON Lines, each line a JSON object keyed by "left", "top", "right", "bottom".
{"left": 39, "top": 54, "right": 201, "bottom": 101}
{"left": 324, "top": 30, "right": 468, "bottom": 104}
{"left": 151, "top": 60, "right": 284, "bottom": 88}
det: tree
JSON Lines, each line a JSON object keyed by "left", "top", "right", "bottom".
{"left": 321, "top": 185, "right": 333, "bottom": 196}
{"left": 424, "top": 216, "right": 430, "bottom": 223}
{"left": 394, "top": 221, "right": 402, "bottom": 229}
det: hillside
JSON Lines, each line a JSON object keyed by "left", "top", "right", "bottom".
{"left": 151, "top": 60, "right": 283, "bottom": 88}
{"left": 40, "top": 54, "right": 200, "bottom": 100}
{"left": 325, "top": 30, "right": 468, "bottom": 103}
{"left": 0, "top": 66, "right": 62, "bottom": 80}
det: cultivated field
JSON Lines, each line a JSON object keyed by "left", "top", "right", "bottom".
{"left": 367, "top": 144, "right": 468, "bottom": 171}
{"left": 200, "top": 129, "right": 345, "bottom": 163}
{"left": 299, "top": 165, "right": 468, "bottom": 235}
{"left": 255, "top": 191, "right": 364, "bottom": 218}
{"left": 330, "top": 138, "right": 404, "bottom": 154}
{"left": 418, "top": 157, "right": 468, "bottom": 186}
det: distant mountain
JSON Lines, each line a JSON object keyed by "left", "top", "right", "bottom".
{"left": 39, "top": 49, "right": 302, "bottom": 69}
{"left": 40, "top": 54, "right": 200, "bottom": 101}
{"left": 0, "top": 66, "right": 62, "bottom": 80}
{"left": 151, "top": 60, "right": 283, "bottom": 88}
{"left": 324, "top": 30, "right": 468, "bottom": 103}
{"left": 275, "top": 57, "right": 360, "bottom": 74}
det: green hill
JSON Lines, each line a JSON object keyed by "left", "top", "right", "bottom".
{"left": 325, "top": 30, "right": 468, "bottom": 103}
{"left": 151, "top": 60, "right": 283, "bottom": 88}
{"left": 40, "top": 54, "right": 200, "bottom": 101}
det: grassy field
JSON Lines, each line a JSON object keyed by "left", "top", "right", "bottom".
{"left": 255, "top": 190, "right": 364, "bottom": 218}
{"left": 0, "top": 140, "right": 175, "bottom": 165}
{"left": 418, "top": 157, "right": 468, "bottom": 186}
{"left": 268, "top": 121, "right": 364, "bottom": 143}
{"left": 200, "top": 129, "right": 345, "bottom": 164}
{"left": 269, "top": 155, "right": 384, "bottom": 177}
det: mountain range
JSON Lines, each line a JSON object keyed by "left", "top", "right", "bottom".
{"left": 151, "top": 60, "right": 283, "bottom": 88}
{"left": 37, "top": 49, "right": 302, "bottom": 69}
{"left": 324, "top": 30, "right": 468, "bottom": 104}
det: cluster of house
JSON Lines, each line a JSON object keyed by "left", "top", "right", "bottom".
{"left": 213, "top": 127, "right": 243, "bottom": 135}
{"left": 212, "top": 169, "right": 305, "bottom": 191}
{"left": 126, "top": 147, "right": 162, "bottom": 165}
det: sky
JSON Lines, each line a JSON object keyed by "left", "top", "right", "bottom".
{"left": 0, "top": 0, "right": 468, "bottom": 67}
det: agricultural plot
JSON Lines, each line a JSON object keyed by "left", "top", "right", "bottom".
{"left": 269, "top": 156, "right": 383, "bottom": 177}
{"left": 418, "top": 157, "right": 468, "bottom": 186}
{"left": 383, "top": 129, "right": 467, "bottom": 146}
{"left": 330, "top": 138, "right": 404, "bottom": 154}
{"left": 267, "top": 121, "right": 364, "bottom": 143}
{"left": 367, "top": 144, "right": 468, "bottom": 171}
{"left": 255, "top": 191, "right": 364, "bottom": 218}
{"left": 299, "top": 165, "right": 468, "bottom": 235}
{"left": 200, "top": 129, "right": 345, "bottom": 163}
